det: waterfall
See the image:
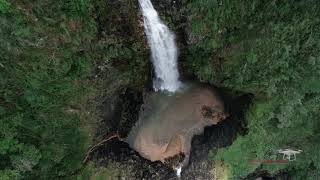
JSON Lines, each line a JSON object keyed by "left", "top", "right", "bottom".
{"left": 138, "top": 0, "right": 181, "bottom": 92}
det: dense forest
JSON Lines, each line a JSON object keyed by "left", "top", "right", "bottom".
{"left": 184, "top": 0, "right": 320, "bottom": 179}
{"left": 1, "top": 0, "right": 319, "bottom": 179}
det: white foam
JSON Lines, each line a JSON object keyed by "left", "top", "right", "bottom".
{"left": 138, "top": 0, "right": 182, "bottom": 92}
{"left": 175, "top": 166, "right": 182, "bottom": 178}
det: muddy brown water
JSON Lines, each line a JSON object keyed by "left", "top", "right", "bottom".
{"left": 126, "top": 83, "right": 228, "bottom": 169}
{"left": 92, "top": 84, "right": 253, "bottom": 179}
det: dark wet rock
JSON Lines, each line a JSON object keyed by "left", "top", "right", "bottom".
{"left": 90, "top": 87, "right": 177, "bottom": 179}
{"left": 96, "top": 88, "right": 143, "bottom": 140}
{"left": 92, "top": 139, "right": 176, "bottom": 179}
{"left": 117, "top": 89, "right": 144, "bottom": 137}
{"left": 95, "top": 96, "right": 120, "bottom": 139}
{"left": 181, "top": 117, "right": 237, "bottom": 179}
{"left": 91, "top": 83, "right": 253, "bottom": 179}
{"left": 180, "top": 93, "right": 253, "bottom": 179}
{"left": 164, "top": 152, "right": 185, "bottom": 169}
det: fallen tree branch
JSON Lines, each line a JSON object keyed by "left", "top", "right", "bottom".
{"left": 83, "top": 133, "right": 122, "bottom": 164}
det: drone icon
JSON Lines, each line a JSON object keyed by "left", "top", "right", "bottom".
{"left": 277, "top": 149, "right": 302, "bottom": 161}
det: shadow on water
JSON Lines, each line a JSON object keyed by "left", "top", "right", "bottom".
{"left": 182, "top": 88, "right": 253, "bottom": 179}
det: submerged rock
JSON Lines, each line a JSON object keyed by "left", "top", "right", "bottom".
{"left": 126, "top": 84, "right": 229, "bottom": 170}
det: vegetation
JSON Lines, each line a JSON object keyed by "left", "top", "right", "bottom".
{"left": 183, "top": 0, "right": 320, "bottom": 179}
{"left": 2, "top": 0, "right": 319, "bottom": 179}
{"left": 0, "top": 0, "right": 146, "bottom": 179}
{"left": 0, "top": 0, "right": 96, "bottom": 179}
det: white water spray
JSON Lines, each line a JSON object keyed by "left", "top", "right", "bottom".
{"left": 138, "top": 0, "right": 181, "bottom": 92}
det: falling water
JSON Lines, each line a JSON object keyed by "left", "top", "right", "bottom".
{"left": 138, "top": 0, "right": 181, "bottom": 92}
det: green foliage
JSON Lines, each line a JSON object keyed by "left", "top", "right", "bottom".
{"left": 91, "top": 0, "right": 149, "bottom": 89}
{"left": 0, "top": 0, "right": 97, "bottom": 179}
{"left": 0, "top": 0, "right": 148, "bottom": 179}
{"left": 184, "top": 0, "right": 320, "bottom": 178}
{"left": 0, "top": 0, "right": 10, "bottom": 13}
{"left": 77, "top": 163, "right": 124, "bottom": 180}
